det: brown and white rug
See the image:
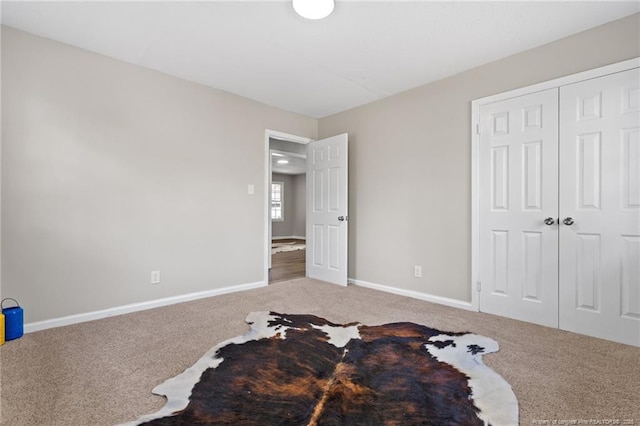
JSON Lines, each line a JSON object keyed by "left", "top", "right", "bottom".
{"left": 122, "top": 312, "right": 518, "bottom": 425}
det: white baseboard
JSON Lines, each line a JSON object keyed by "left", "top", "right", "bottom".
{"left": 349, "top": 278, "right": 475, "bottom": 312}
{"left": 25, "top": 278, "right": 472, "bottom": 333}
{"left": 24, "top": 281, "right": 267, "bottom": 333}
{"left": 272, "top": 236, "right": 306, "bottom": 240}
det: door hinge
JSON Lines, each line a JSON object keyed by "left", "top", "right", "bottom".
{"left": 476, "top": 123, "right": 480, "bottom": 135}
{"left": 476, "top": 281, "right": 481, "bottom": 292}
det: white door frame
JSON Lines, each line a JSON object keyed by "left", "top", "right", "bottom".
{"left": 470, "top": 57, "right": 640, "bottom": 312}
{"left": 264, "top": 129, "right": 313, "bottom": 284}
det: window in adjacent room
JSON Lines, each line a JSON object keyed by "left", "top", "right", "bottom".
{"left": 271, "top": 181, "right": 284, "bottom": 221}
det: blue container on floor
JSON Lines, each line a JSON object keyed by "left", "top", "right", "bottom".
{"left": 2, "top": 298, "right": 24, "bottom": 341}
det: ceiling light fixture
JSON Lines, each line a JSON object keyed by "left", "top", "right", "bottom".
{"left": 292, "top": 0, "right": 335, "bottom": 20}
{"left": 277, "top": 160, "right": 290, "bottom": 164}
{"left": 271, "top": 152, "right": 285, "bottom": 157}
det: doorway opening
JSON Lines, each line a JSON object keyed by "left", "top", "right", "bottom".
{"left": 264, "top": 130, "right": 312, "bottom": 284}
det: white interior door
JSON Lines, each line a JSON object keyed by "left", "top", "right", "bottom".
{"left": 559, "top": 68, "right": 640, "bottom": 347}
{"left": 306, "top": 133, "right": 348, "bottom": 286}
{"left": 478, "top": 88, "right": 559, "bottom": 327}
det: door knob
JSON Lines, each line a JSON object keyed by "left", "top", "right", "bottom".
{"left": 563, "top": 217, "right": 574, "bottom": 226}
{"left": 338, "top": 216, "right": 345, "bottom": 221}
{"left": 544, "top": 217, "right": 556, "bottom": 226}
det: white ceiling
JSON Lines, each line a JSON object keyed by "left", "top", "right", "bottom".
{"left": 271, "top": 151, "right": 306, "bottom": 175}
{"left": 2, "top": 1, "right": 638, "bottom": 118}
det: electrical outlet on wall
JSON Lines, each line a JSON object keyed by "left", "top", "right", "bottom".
{"left": 151, "top": 271, "right": 161, "bottom": 284}
{"left": 414, "top": 265, "right": 422, "bottom": 278}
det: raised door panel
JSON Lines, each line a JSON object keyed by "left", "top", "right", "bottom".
{"left": 328, "top": 167, "right": 340, "bottom": 212}
{"left": 312, "top": 224, "right": 324, "bottom": 267}
{"left": 522, "top": 141, "right": 542, "bottom": 211}
{"left": 622, "top": 128, "right": 640, "bottom": 208}
{"left": 312, "top": 169, "right": 324, "bottom": 212}
{"left": 522, "top": 231, "right": 543, "bottom": 302}
{"left": 491, "top": 146, "right": 510, "bottom": 211}
{"left": 490, "top": 230, "right": 509, "bottom": 296}
{"left": 574, "top": 233, "right": 601, "bottom": 312}
{"left": 576, "top": 132, "right": 601, "bottom": 209}
{"left": 621, "top": 236, "right": 640, "bottom": 320}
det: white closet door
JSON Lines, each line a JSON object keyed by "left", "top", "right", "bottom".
{"left": 559, "top": 68, "right": 640, "bottom": 347}
{"left": 479, "top": 88, "right": 559, "bottom": 327}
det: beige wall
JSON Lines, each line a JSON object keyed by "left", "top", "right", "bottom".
{"left": 1, "top": 27, "right": 317, "bottom": 322}
{"left": 293, "top": 174, "right": 306, "bottom": 238}
{"left": 318, "top": 14, "right": 640, "bottom": 302}
{"left": 2, "top": 14, "right": 638, "bottom": 324}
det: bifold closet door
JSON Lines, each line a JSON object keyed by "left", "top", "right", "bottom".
{"left": 478, "top": 88, "right": 559, "bottom": 328}
{"left": 559, "top": 68, "right": 640, "bottom": 347}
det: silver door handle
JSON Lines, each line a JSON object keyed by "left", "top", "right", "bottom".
{"left": 563, "top": 217, "right": 574, "bottom": 226}
{"left": 544, "top": 217, "right": 555, "bottom": 226}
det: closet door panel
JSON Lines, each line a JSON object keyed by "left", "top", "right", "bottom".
{"left": 559, "top": 68, "right": 640, "bottom": 347}
{"left": 478, "top": 88, "right": 559, "bottom": 327}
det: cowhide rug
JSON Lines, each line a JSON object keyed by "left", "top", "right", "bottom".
{"left": 272, "top": 244, "right": 306, "bottom": 254}
{"left": 122, "top": 312, "right": 518, "bottom": 425}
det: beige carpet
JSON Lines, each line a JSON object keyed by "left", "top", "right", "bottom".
{"left": 1, "top": 278, "right": 638, "bottom": 425}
